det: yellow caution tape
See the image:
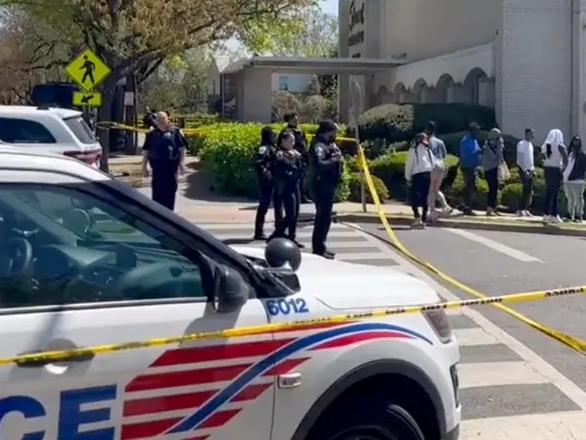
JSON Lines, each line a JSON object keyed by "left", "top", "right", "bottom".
{"left": 0, "top": 287, "right": 583, "bottom": 367}
{"left": 356, "top": 146, "right": 586, "bottom": 356}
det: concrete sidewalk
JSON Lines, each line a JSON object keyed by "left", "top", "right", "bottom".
{"left": 133, "top": 183, "right": 586, "bottom": 237}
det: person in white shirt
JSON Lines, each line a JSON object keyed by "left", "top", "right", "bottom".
{"left": 405, "top": 132, "right": 435, "bottom": 229}
{"left": 516, "top": 128, "right": 535, "bottom": 216}
{"left": 541, "top": 128, "right": 569, "bottom": 223}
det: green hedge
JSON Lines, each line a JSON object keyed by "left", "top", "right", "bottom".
{"left": 198, "top": 123, "right": 350, "bottom": 201}
{"left": 358, "top": 104, "right": 495, "bottom": 143}
{"left": 369, "top": 151, "right": 459, "bottom": 201}
{"left": 348, "top": 172, "right": 389, "bottom": 203}
{"left": 446, "top": 170, "right": 492, "bottom": 210}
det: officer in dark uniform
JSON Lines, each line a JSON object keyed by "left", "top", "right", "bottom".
{"left": 142, "top": 112, "right": 187, "bottom": 211}
{"left": 309, "top": 120, "right": 343, "bottom": 259}
{"left": 279, "top": 113, "right": 310, "bottom": 206}
{"left": 271, "top": 130, "right": 303, "bottom": 247}
{"left": 253, "top": 126, "right": 277, "bottom": 240}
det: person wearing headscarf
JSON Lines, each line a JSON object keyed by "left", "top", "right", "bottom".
{"left": 309, "top": 120, "right": 343, "bottom": 259}
{"left": 541, "top": 129, "right": 568, "bottom": 223}
{"left": 482, "top": 128, "right": 505, "bottom": 216}
{"left": 563, "top": 136, "right": 586, "bottom": 223}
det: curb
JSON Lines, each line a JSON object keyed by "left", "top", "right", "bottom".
{"left": 337, "top": 213, "right": 586, "bottom": 238}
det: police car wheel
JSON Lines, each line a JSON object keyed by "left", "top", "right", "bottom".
{"left": 310, "top": 397, "right": 425, "bottom": 440}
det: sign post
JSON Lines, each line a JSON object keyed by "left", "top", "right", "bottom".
{"left": 351, "top": 79, "right": 367, "bottom": 213}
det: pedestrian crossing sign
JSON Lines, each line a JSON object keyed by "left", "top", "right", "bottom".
{"left": 66, "top": 49, "right": 111, "bottom": 92}
{"left": 73, "top": 91, "right": 102, "bottom": 107}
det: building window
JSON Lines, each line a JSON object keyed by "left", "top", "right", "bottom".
{"left": 279, "top": 76, "right": 289, "bottom": 91}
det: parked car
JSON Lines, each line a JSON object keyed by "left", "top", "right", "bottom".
{"left": 0, "top": 105, "right": 102, "bottom": 168}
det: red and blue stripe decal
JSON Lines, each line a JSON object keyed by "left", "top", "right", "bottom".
{"left": 160, "top": 323, "right": 433, "bottom": 433}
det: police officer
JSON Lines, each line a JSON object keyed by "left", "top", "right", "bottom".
{"left": 253, "top": 126, "right": 277, "bottom": 240}
{"left": 142, "top": 112, "right": 187, "bottom": 211}
{"left": 271, "top": 131, "right": 304, "bottom": 247}
{"left": 279, "top": 113, "right": 310, "bottom": 206}
{"left": 309, "top": 120, "right": 343, "bottom": 259}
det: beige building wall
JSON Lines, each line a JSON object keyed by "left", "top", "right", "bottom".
{"left": 379, "top": 0, "right": 501, "bottom": 61}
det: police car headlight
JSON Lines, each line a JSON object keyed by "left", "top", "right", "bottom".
{"left": 424, "top": 309, "right": 453, "bottom": 344}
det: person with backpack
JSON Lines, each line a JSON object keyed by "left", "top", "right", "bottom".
{"left": 309, "top": 120, "right": 343, "bottom": 259}
{"left": 541, "top": 129, "right": 568, "bottom": 223}
{"left": 405, "top": 132, "right": 436, "bottom": 229}
{"left": 142, "top": 111, "right": 187, "bottom": 211}
{"left": 563, "top": 135, "right": 586, "bottom": 223}
{"left": 253, "top": 126, "right": 277, "bottom": 240}
{"left": 271, "top": 131, "right": 303, "bottom": 246}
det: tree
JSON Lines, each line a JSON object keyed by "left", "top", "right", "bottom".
{"left": 1, "top": 0, "right": 316, "bottom": 170}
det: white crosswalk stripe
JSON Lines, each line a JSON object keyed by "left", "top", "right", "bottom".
{"left": 199, "top": 222, "right": 400, "bottom": 267}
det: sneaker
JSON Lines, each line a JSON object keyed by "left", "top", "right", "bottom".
{"left": 412, "top": 218, "right": 423, "bottom": 229}
{"left": 552, "top": 216, "right": 563, "bottom": 224}
{"left": 523, "top": 210, "right": 534, "bottom": 217}
{"left": 516, "top": 210, "right": 524, "bottom": 217}
{"left": 486, "top": 208, "right": 495, "bottom": 217}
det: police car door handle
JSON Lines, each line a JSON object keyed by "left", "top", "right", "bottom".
{"left": 15, "top": 349, "right": 95, "bottom": 368}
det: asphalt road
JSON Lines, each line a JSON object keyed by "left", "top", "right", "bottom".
{"left": 359, "top": 223, "right": 586, "bottom": 392}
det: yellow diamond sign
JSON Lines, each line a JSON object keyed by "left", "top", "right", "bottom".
{"left": 66, "top": 49, "right": 111, "bottom": 92}
{"left": 73, "top": 91, "right": 102, "bottom": 107}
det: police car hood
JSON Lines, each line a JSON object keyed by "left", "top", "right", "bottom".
{"left": 232, "top": 246, "right": 440, "bottom": 309}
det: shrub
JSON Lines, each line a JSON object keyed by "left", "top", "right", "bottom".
{"left": 501, "top": 183, "right": 525, "bottom": 211}
{"left": 358, "top": 104, "right": 495, "bottom": 143}
{"left": 446, "top": 170, "right": 492, "bottom": 210}
{"left": 348, "top": 172, "right": 389, "bottom": 203}
{"left": 197, "top": 123, "right": 350, "bottom": 201}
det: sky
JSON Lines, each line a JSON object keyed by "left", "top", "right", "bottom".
{"left": 321, "top": 0, "right": 339, "bottom": 16}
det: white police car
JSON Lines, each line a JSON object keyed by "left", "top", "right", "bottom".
{"left": 0, "top": 150, "right": 461, "bottom": 440}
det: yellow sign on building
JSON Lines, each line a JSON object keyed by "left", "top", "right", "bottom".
{"left": 73, "top": 92, "right": 102, "bottom": 107}
{"left": 66, "top": 49, "right": 111, "bottom": 92}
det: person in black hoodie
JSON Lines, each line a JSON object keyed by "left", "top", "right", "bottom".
{"left": 279, "top": 113, "right": 310, "bottom": 205}
{"left": 309, "top": 120, "right": 343, "bottom": 259}
{"left": 563, "top": 136, "right": 586, "bottom": 222}
{"left": 253, "top": 126, "right": 278, "bottom": 240}
{"left": 271, "top": 130, "right": 303, "bottom": 246}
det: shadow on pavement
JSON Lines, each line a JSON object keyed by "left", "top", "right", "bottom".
{"left": 182, "top": 168, "right": 255, "bottom": 204}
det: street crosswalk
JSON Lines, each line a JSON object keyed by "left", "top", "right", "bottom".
{"left": 198, "top": 222, "right": 586, "bottom": 439}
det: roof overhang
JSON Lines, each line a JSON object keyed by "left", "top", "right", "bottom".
{"left": 221, "top": 56, "right": 405, "bottom": 75}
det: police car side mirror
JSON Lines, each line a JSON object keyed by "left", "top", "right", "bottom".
{"left": 212, "top": 265, "right": 250, "bottom": 314}
{"left": 265, "top": 238, "right": 302, "bottom": 272}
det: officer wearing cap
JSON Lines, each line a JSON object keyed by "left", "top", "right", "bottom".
{"left": 309, "top": 120, "right": 343, "bottom": 259}
{"left": 142, "top": 111, "right": 187, "bottom": 211}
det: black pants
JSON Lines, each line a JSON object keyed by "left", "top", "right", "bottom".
{"left": 485, "top": 167, "right": 499, "bottom": 209}
{"left": 410, "top": 172, "right": 431, "bottom": 222}
{"left": 312, "top": 184, "right": 337, "bottom": 254}
{"left": 461, "top": 167, "right": 477, "bottom": 211}
{"left": 151, "top": 167, "right": 178, "bottom": 211}
{"left": 544, "top": 167, "right": 562, "bottom": 216}
{"left": 519, "top": 168, "right": 533, "bottom": 210}
{"left": 254, "top": 180, "right": 273, "bottom": 237}
{"left": 274, "top": 186, "right": 298, "bottom": 240}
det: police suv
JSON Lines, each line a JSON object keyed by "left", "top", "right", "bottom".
{"left": 0, "top": 150, "right": 461, "bottom": 440}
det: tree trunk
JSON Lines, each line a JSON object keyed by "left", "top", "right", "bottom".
{"left": 98, "top": 76, "right": 117, "bottom": 172}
